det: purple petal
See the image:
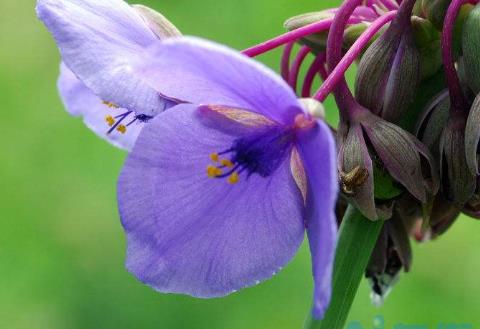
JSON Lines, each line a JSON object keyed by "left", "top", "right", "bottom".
{"left": 117, "top": 104, "right": 305, "bottom": 297}
{"left": 140, "top": 37, "right": 302, "bottom": 124}
{"left": 296, "top": 121, "right": 338, "bottom": 319}
{"left": 58, "top": 63, "right": 143, "bottom": 150}
{"left": 36, "top": 0, "right": 169, "bottom": 116}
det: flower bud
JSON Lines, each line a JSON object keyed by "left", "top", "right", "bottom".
{"left": 412, "top": 17, "right": 442, "bottom": 79}
{"left": 355, "top": 21, "right": 420, "bottom": 123}
{"left": 361, "top": 112, "right": 439, "bottom": 204}
{"left": 366, "top": 210, "right": 412, "bottom": 306}
{"left": 284, "top": 10, "right": 371, "bottom": 52}
{"left": 422, "top": 0, "right": 451, "bottom": 30}
{"left": 413, "top": 193, "right": 460, "bottom": 241}
{"left": 284, "top": 11, "right": 333, "bottom": 51}
{"left": 462, "top": 4, "right": 480, "bottom": 94}
{"left": 132, "top": 4, "right": 181, "bottom": 39}
{"left": 465, "top": 93, "right": 480, "bottom": 175}
{"left": 439, "top": 114, "right": 476, "bottom": 206}
{"left": 415, "top": 90, "right": 450, "bottom": 160}
{"left": 337, "top": 109, "right": 439, "bottom": 220}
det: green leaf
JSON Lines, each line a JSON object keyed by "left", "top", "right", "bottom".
{"left": 303, "top": 206, "right": 384, "bottom": 329}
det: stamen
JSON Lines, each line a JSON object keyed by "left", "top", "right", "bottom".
{"left": 105, "top": 115, "right": 115, "bottom": 127}
{"left": 102, "top": 101, "right": 119, "bottom": 109}
{"left": 207, "top": 165, "right": 223, "bottom": 178}
{"left": 227, "top": 172, "right": 240, "bottom": 184}
{"left": 210, "top": 153, "right": 220, "bottom": 162}
{"left": 117, "top": 125, "right": 127, "bottom": 134}
{"left": 221, "top": 159, "right": 234, "bottom": 168}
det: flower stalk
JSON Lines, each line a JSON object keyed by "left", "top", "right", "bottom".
{"left": 303, "top": 206, "right": 384, "bottom": 329}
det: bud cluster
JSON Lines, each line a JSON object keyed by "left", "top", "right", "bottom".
{"left": 282, "top": 0, "right": 480, "bottom": 303}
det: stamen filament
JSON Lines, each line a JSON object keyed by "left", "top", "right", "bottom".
{"left": 108, "top": 111, "right": 131, "bottom": 134}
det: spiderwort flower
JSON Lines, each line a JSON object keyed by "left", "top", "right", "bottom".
{"left": 117, "top": 37, "right": 338, "bottom": 319}
{"left": 37, "top": 0, "right": 180, "bottom": 150}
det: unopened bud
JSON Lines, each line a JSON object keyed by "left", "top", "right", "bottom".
{"left": 284, "top": 11, "right": 371, "bottom": 52}
{"left": 355, "top": 21, "right": 420, "bottom": 123}
{"left": 462, "top": 4, "right": 480, "bottom": 94}
{"left": 412, "top": 17, "right": 442, "bottom": 79}
{"left": 440, "top": 115, "right": 476, "bottom": 206}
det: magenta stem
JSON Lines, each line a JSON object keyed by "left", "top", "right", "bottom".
{"left": 288, "top": 46, "right": 311, "bottom": 92}
{"left": 302, "top": 53, "right": 327, "bottom": 97}
{"left": 442, "top": 0, "right": 469, "bottom": 114}
{"left": 325, "top": 0, "right": 365, "bottom": 119}
{"left": 281, "top": 42, "right": 294, "bottom": 81}
{"left": 314, "top": 10, "right": 397, "bottom": 103}
{"left": 242, "top": 17, "right": 361, "bottom": 58}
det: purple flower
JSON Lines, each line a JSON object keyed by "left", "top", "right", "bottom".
{"left": 117, "top": 37, "right": 338, "bottom": 318}
{"left": 36, "top": 0, "right": 180, "bottom": 149}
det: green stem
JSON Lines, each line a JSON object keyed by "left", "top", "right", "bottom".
{"left": 303, "top": 205, "right": 384, "bottom": 329}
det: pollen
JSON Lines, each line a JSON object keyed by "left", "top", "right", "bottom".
{"left": 116, "top": 125, "right": 127, "bottom": 134}
{"left": 207, "top": 165, "right": 223, "bottom": 178}
{"left": 102, "top": 101, "right": 119, "bottom": 109}
{"left": 210, "top": 153, "right": 220, "bottom": 162}
{"left": 227, "top": 172, "right": 240, "bottom": 184}
{"left": 105, "top": 115, "right": 115, "bottom": 127}
{"left": 221, "top": 159, "right": 234, "bottom": 168}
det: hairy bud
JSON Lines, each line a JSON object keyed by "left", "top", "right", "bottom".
{"left": 462, "top": 4, "right": 480, "bottom": 94}
{"left": 355, "top": 20, "right": 420, "bottom": 123}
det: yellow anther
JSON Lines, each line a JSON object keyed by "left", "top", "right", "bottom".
{"left": 105, "top": 115, "right": 115, "bottom": 127}
{"left": 102, "top": 101, "right": 119, "bottom": 108}
{"left": 221, "top": 159, "right": 234, "bottom": 168}
{"left": 117, "top": 125, "right": 127, "bottom": 134}
{"left": 210, "top": 153, "right": 220, "bottom": 162}
{"left": 227, "top": 172, "right": 240, "bottom": 184}
{"left": 207, "top": 165, "right": 222, "bottom": 178}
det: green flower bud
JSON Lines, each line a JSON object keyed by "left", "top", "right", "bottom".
{"left": 462, "top": 4, "right": 480, "bottom": 94}
{"left": 355, "top": 21, "right": 421, "bottom": 123}
{"left": 412, "top": 17, "right": 442, "bottom": 79}
{"left": 284, "top": 12, "right": 371, "bottom": 53}
{"left": 422, "top": 0, "right": 451, "bottom": 30}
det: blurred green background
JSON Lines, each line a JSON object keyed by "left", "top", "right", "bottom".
{"left": 0, "top": 0, "right": 479, "bottom": 328}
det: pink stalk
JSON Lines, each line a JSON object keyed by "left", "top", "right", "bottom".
{"left": 242, "top": 17, "right": 361, "bottom": 58}
{"left": 302, "top": 53, "right": 327, "bottom": 97}
{"left": 288, "top": 46, "right": 311, "bottom": 93}
{"left": 442, "top": 0, "right": 470, "bottom": 113}
{"left": 313, "top": 10, "right": 397, "bottom": 103}
{"left": 281, "top": 42, "right": 294, "bottom": 81}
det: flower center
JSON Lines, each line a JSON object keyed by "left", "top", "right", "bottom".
{"left": 102, "top": 101, "right": 152, "bottom": 135}
{"left": 206, "top": 126, "right": 295, "bottom": 184}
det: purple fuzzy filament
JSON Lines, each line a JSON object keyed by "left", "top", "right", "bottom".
{"left": 442, "top": 0, "right": 470, "bottom": 114}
